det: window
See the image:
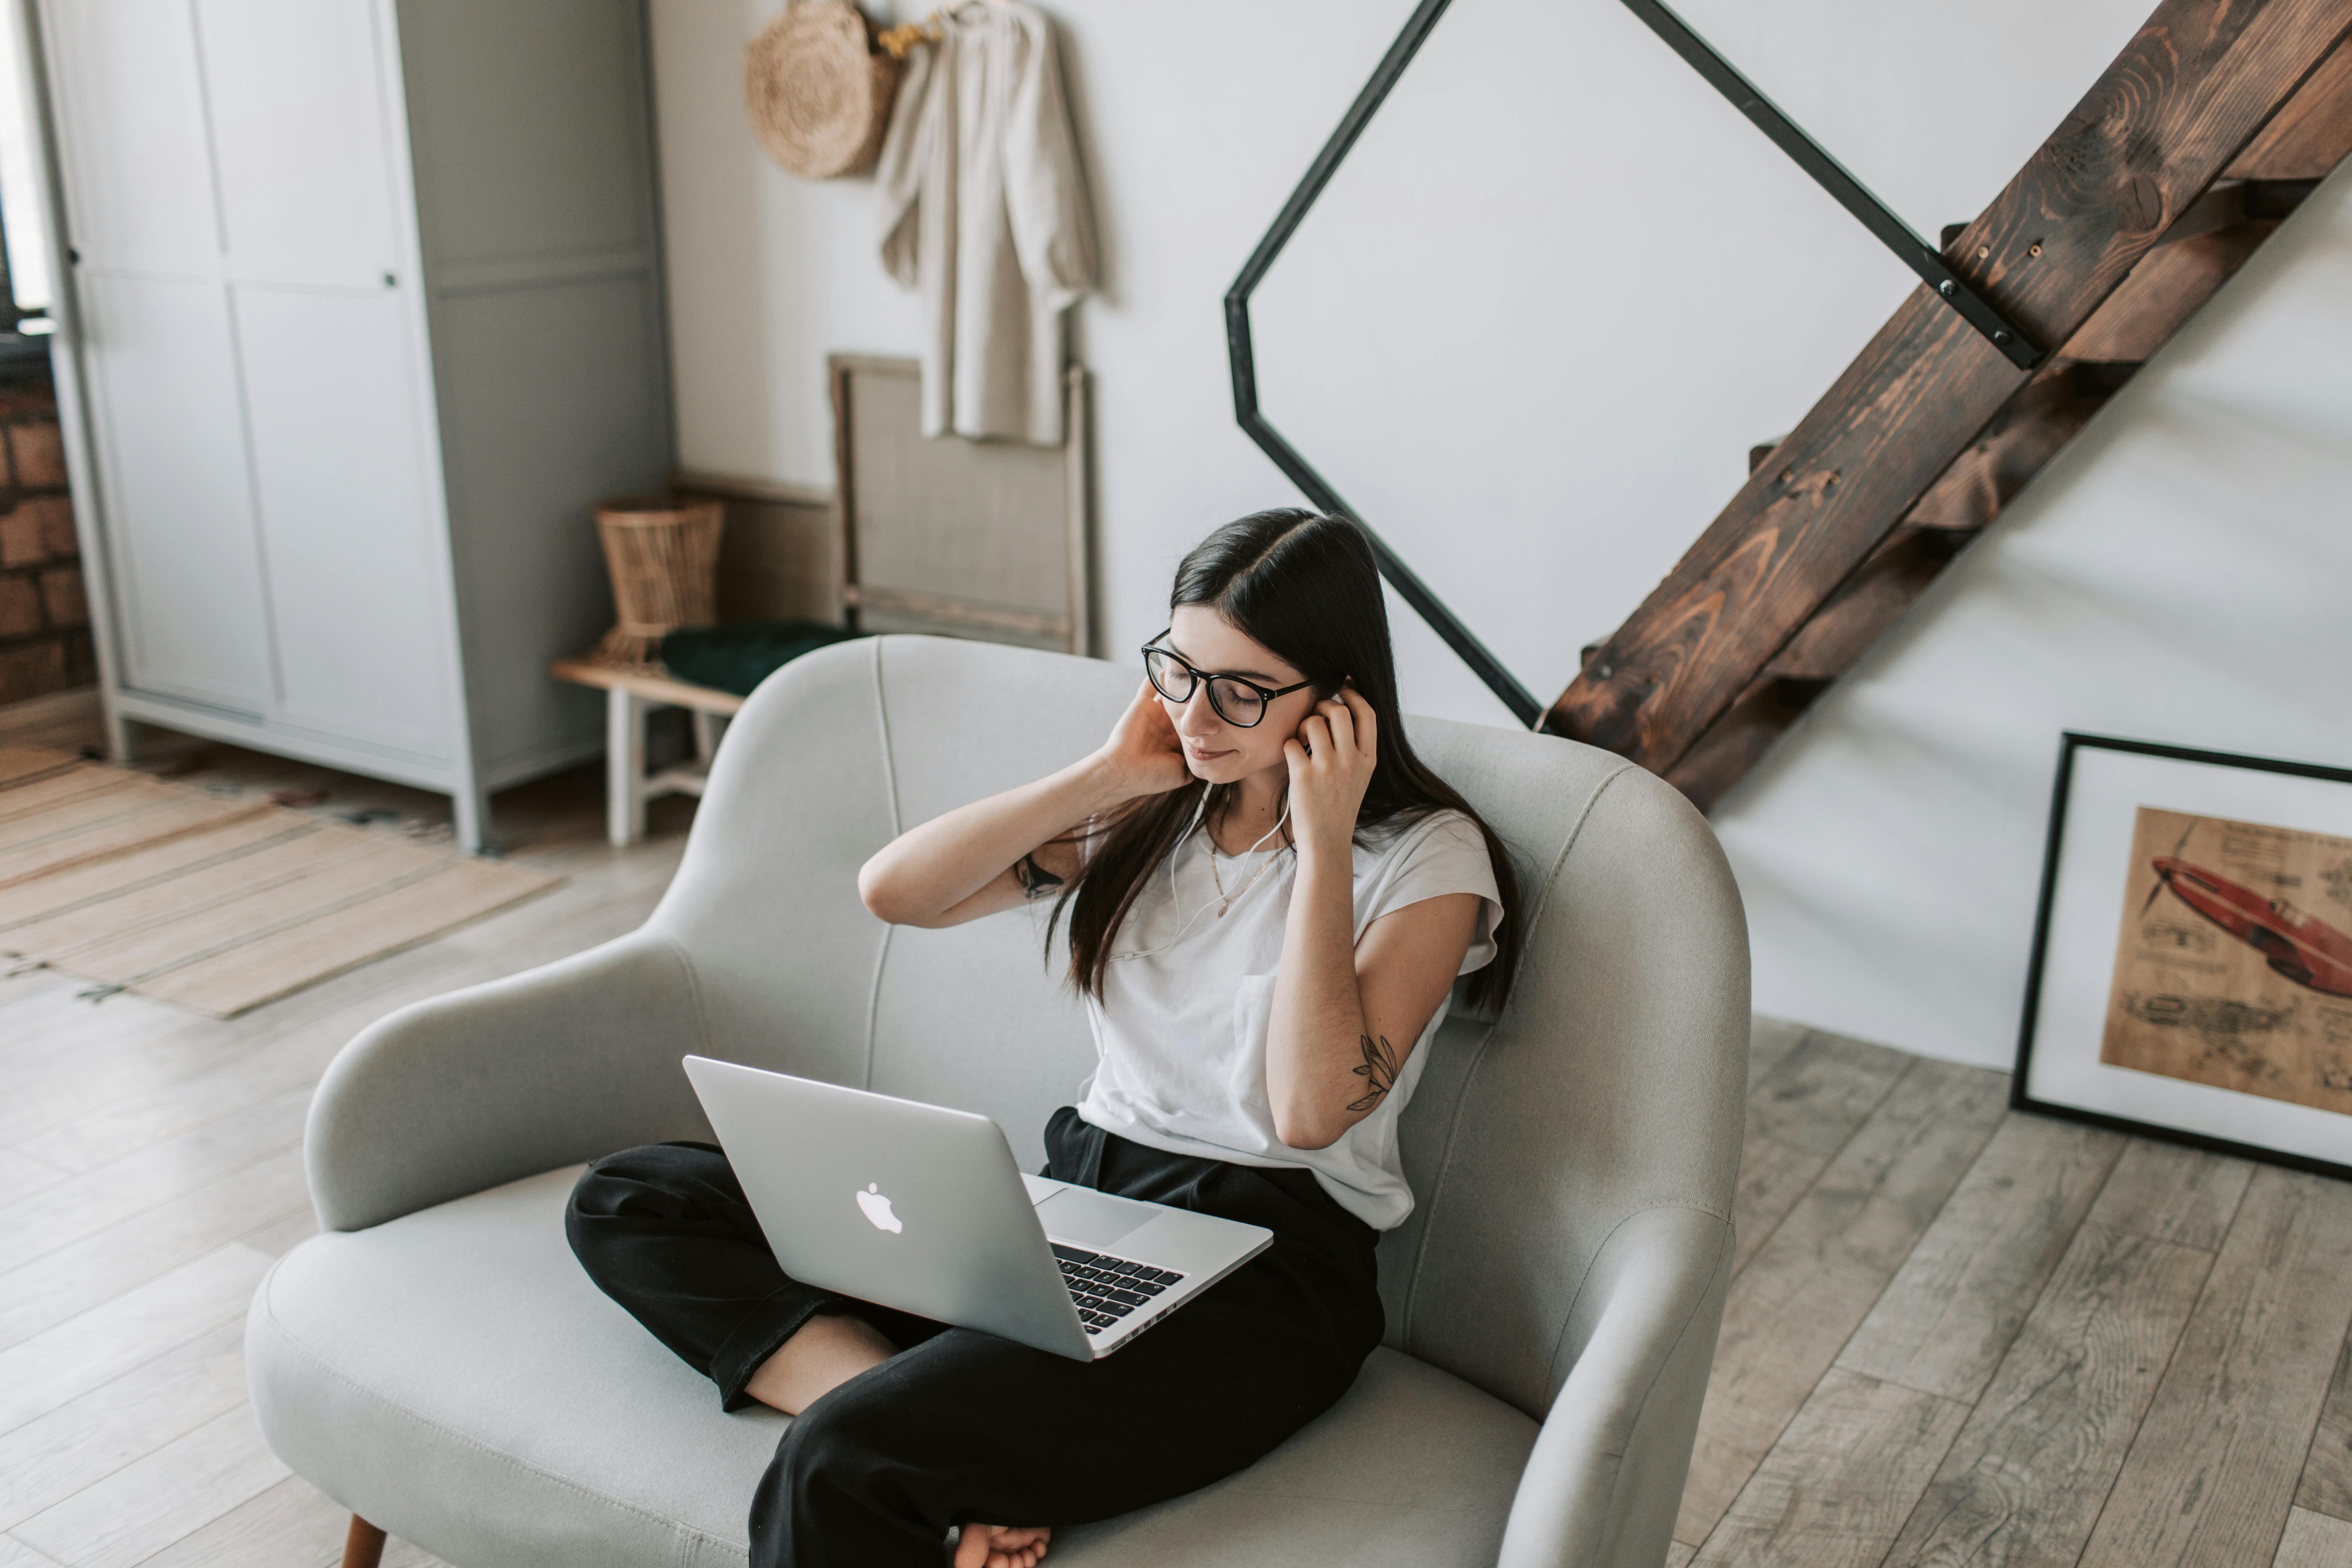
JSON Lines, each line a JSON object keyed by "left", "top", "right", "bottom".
{"left": 0, "top": 0, "right": 54, "bottom": 354}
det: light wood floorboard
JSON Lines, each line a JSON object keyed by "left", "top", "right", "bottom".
{"left": 234, "top": 1205, "right": 319, "bottom": 1259}
{"left": 0, "top": 1246, "right": 270, "bottom": 1438}
{"left": 0, "top": 1148, "right": 309, "bottom": 1352}
{"left": 2294, "top": 1329, "right": 2352, "bottom": 1524}
{"left": 1837, "top": 1113, "right": 2124, "bottom": 1404}
{"left": 1678, "top": 1057, "right": 2010, "bottom": 1544}
{"left": 1693, "top": 1367, "right": 1969, "bottom": 1568}
{"left": 1731, "top": 1031, "right": 1911, "bottom": 1275}
{"left": 12, "top": 1404, "right": 288, "bottom": 1568}
{"left": 2076, "top": 1167, "right": 2352, "bottom": 1568}
{"left": 2086, "top": 1137, "right": 2255, "bottom": 1252}
{"left": 17, "top": 1028, "right": 364, "bottom": 1176}
{"left": 1743, "top": 1014, "right": 1809, "bottom": 1091}
{"left": 0, "top": 1322, "right": 248, "bottom": 1533}
{"left": 1875, "top": 1138, "right": 2256, "bottom": 1568}
{"left": 127, "top": 1476, "right": 353, "bottom": 1568}
{"left": 2273, "top": 1506, "right": 2352, "bottom": 1568}
{"left": 1875, "top": 1219, "right": 2216, "bottom": 1567}
{"left": 0, "top": 1147, "right": 67, "bottom": 1198}
{"left": 132, "top": 1476, "right": 452, "bottom": 1568}
{"left": 0, "top": 1090, "right": 308, "bottom": 1269}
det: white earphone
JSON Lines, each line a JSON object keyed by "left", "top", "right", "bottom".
{"left": 1106, "top": 790, "right": 1290, "bottom": 963}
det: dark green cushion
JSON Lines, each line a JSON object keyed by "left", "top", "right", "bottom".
{"left": 659, "top": 619, "right": 862, "bottom": 698}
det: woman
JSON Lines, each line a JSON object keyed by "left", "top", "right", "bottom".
{"left": 567, "top": 510, "right": 1521, "bottom": 1568}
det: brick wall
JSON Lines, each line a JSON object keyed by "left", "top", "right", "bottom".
{"left": 0, "top": 369, "right": 92, "bottom": 706}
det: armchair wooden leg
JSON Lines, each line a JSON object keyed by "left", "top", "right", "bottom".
{"left": 343, "top": 1514, "right": 387, "bottom": 1568}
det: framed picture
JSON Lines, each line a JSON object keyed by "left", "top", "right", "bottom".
{"left": 2015, "top": 733, "right": 2352, "bottom": 1178}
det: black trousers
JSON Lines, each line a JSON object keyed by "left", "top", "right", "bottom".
{"left": 565, "top": 1106, "right": 1385, "bottom": 1568}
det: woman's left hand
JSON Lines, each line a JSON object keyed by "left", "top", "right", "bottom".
{"left": 1284, "top": 687, "right": 1377, "bottom": 859}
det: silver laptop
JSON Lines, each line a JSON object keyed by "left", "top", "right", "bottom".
{"left": 681, "top": 1056, "right": 1272, "bottom": 1361}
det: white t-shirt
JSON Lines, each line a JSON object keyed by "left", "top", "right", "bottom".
{"left": 1074, "top": 804, "right": 1503, "bottom": 1230}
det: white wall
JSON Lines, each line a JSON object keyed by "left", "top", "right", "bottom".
{"left": 648, "top": 0, "right": 2351, "bottom": 1070}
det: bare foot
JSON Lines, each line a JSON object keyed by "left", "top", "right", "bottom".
{"left": 742, "top": 1313, "right": 897, "bottom": 1416}
{"left": 954, "top": 1523, "right": 1052, "bottom": 1568}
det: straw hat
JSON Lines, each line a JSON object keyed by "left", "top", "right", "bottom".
{"left": 744, "top": 1, "right": 901, "bottom": 180}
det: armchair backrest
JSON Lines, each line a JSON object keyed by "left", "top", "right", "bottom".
{"left": 649, "top": 637, "right": 1748, "bottom": 1418}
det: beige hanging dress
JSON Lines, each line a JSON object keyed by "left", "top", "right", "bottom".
{"left": 876, "top": 1, "right": 1097, "bottom": 445}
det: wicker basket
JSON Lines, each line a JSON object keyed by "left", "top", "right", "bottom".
{"left": 744, "top": 1, "right": 900, "bottom": 180}
{"left": 590, "top": 497, "right": 726, "bottom": 669}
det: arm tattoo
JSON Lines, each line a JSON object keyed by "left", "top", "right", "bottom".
{"left": 1347, "top": 1034, "right": 1404, "bottom": 1113}
{"left": 1012, "top": 851, "right": 1065, "bottom": 901}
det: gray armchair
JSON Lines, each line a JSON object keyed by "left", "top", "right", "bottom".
{"left": 249, "top": 635, "right": 1748, "bottom": 1568}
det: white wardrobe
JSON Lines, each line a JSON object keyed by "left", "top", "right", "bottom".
{"left": 34, "top": 0, "right": 671, "bottom": 849}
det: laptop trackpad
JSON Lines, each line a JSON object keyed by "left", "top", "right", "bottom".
{"left": 1035, "top": 1186, "right": 1152, "bottom": 1250}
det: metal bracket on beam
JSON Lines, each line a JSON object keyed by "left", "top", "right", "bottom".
{"left": 1620, "top": 0, "right": 2048, "bottom": 371}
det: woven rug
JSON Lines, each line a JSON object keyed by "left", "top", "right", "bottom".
{"left": 0, "top": 744, "right": 559, "bottom": 1016}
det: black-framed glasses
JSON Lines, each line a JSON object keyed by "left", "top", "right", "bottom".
{"left": 1142, "top": 632, "right": 1315, "bottom": 728}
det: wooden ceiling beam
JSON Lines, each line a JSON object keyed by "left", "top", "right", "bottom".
{"left": 1543, "top": 0, "right": 2352, "bottom": 778}
{"left": 1664, "top": 201, "right": 2307, "bottom": 812}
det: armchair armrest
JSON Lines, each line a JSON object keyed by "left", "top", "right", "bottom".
{"left": 306, "top": 934, "right": 712, "bottom": 1232}
{"left": 1499, "top": 1203, "right": 1736, "bottom": 1568}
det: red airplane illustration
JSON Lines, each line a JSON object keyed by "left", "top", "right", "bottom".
{"left": 2150, "top": 855, "right": 2352, "bottom": 998}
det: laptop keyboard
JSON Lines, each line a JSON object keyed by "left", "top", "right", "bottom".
{"left": 1052, "top": 1244, "right": 1185, "bottom": 1335}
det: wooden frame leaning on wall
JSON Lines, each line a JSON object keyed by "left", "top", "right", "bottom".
{"left": 828, "top": 354, "right": 1095, "bottom": 658}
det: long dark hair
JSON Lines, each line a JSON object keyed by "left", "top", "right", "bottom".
{"left": 1049, "top": 509, "right": 1522, "bottom": 1013}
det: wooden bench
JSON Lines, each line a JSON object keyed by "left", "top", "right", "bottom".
{"left": 550, "top": 658, "right": 743, "bottom": 848}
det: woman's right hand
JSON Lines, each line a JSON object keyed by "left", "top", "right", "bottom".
{"left": 862, "top": 680, "right": 1181, "bottom": 928}
{"left": 1092, "top": 679, "right": 1189, "bottom": 801}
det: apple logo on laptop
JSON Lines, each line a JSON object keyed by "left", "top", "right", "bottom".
{"left": 856, "top": 1182, "right": 903, "bottom": 1234}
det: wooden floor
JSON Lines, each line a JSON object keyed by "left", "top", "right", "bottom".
{"left": 1674, "top": 1026, "right": 2352, "bottom": 1568}
{"left": 0, "top": 692, "right": 695, "bottom": 1568}
{"left": 3, "top": 688, "right": 2350, "bottom": 1568}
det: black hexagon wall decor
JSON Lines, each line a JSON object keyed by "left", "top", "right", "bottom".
{"left": 1222, "top": 0, "right": 2041, "bottom": 728}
